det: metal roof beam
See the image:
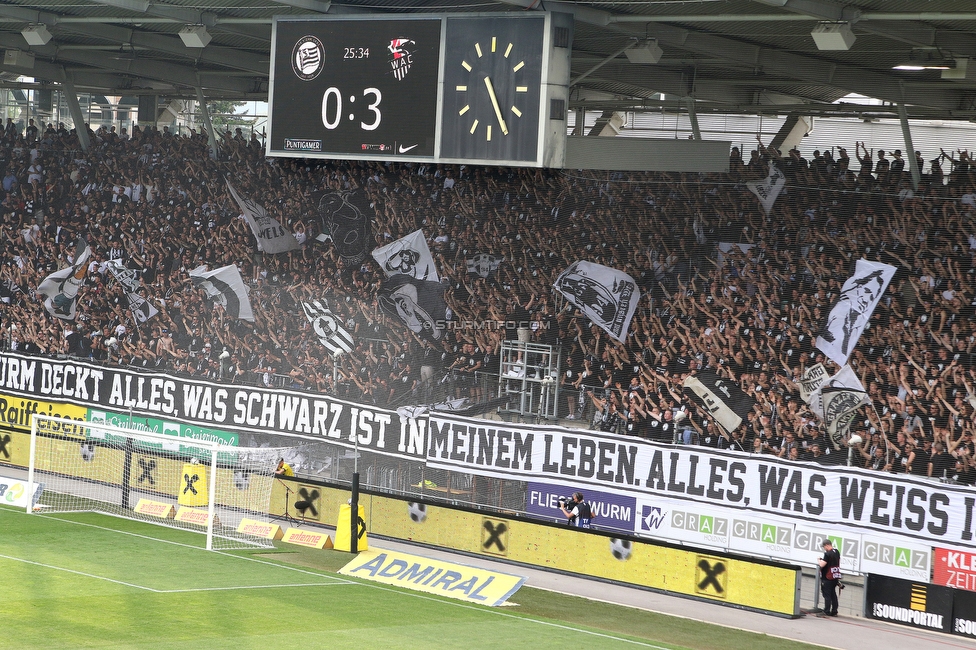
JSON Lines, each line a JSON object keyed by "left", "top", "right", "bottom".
{"left": 84, "top": 0, "right": 269, "bottom": 43}
{"left": 0, "top": 6, "right": 269, "bottom": 70}
{"left": 494, "top": 0, "right": 974, "bottom": 111}
{"left": 0, "top": 34, "right": 258, "bottom": 94}
{"left": 269, "top": 0, "right": 332, "bottom": 13}
{"left": 752, "top": 0, "right": 976, "bottom": 56}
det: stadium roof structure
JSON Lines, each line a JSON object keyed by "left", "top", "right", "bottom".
{"left": 3, "top": 0, "right": 976, "bottom": 121}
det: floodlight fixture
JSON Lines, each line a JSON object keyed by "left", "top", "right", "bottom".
{"left": 811, "top": 23, "right": 855, "bottom": 51}
{"left": 21, "top": 25, "right": 52, "bottom": 47}
{"left": 625, "top": 39, "right": 663, "bottom": 65}
{"left": 179, "top": 25, "right": 211, "bottom": 48}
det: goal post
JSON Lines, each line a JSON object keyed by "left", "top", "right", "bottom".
{"left": 28, "top": 414, "right": 288, "bottom": 551}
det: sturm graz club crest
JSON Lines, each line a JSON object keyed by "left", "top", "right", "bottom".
{"left": 292, "top": 35, "right": 324, "bottom": 81}
{"left": 388, "top": 38, "right": 416, "bottom": 81}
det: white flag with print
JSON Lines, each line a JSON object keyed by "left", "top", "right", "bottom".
{"left": 815, "top": 259, "right": 896, "bottom": 366}
{"left": 554, "top": 261, "right": 640, "bottom": 343}
{"left": 227, "top": 180, "right": 300, "bottom": 254}
{"left": 746, "top": 163, "right": 786, "bottom": 214}
{"left": 371, "top": 230, "right": 438, "bottom": 281}
{"left": 808, "top": 365, "right": 869, "bottom": 450}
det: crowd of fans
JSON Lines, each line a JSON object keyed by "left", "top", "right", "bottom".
{"left": 0, "top": 116, "right": 975, "bottom": 485}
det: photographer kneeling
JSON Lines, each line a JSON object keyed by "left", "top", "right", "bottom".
{"left": 558, "top": 492, "right": 593, "bottom": 529}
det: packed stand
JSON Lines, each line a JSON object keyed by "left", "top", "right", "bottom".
{"left": 0, "top": 118, "right": 974, "bottom": 484}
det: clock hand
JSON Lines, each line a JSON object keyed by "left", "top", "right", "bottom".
{"left": 483, "top": 76, "right": 509, "bottom": 136}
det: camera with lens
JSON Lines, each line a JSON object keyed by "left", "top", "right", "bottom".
{"left": 557, "top": 495, "right": 574, "bottom": 508}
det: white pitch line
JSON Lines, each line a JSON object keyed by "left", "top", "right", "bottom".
{"left": 160, "top": 582, "right": 347, "bottom": 593}
{"left": 30, "top": 511, "right": 354, "bottom": 582}
{"left": 0, "top": 553, "right": 162, "bottom": 592}
{"left": 337, "top": 578, "right": 675, "bottom": 649}
{"left": 1, "top": 508, "right": 677, "bottom": 646}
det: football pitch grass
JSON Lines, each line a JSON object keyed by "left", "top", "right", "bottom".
{"left": 0, "top": 505, "right": 825, "bottom": 650}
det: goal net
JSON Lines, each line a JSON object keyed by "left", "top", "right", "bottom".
{"left": 28, "top": 415, "right": 288, "bottom": 551}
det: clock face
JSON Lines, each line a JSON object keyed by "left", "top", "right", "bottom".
{"left": 440, "top": 16, "right": 546, "bottom": 163}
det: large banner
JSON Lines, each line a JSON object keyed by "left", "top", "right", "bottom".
{"left": 425, "top": 413, "right": 976, "bottom": 549}
{"left": 0, "top": 353, "right": 419, "bottom": 459}
{"left": 5, "top": 351, "right": 976, "bottom": 583}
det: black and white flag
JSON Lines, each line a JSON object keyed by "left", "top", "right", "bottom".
{"left": 378, "top": 274, "right": 449, "bottom": 342}
{"left": 125, "top": 292, "right": 158, "bottom": 323}
{"left": 371, "top": 230, "right": 438, "bottom": 281}
{"left": 466, "top": 253, "right": 503, "bottom": 278}
{"left": 683, "top": 370, "right": 756, "bottom": 434}
{"left": 816, "top": 259, "right": 896, "bottom": 366}
{"left": 807, "top": 365, "right": 868, "bottom": 450}
{"left": 302, "top": 300, "right": 354, "bottom": 356}
{"left": 316, "top": 189, "right": 372, "bottom": 264}
{"left": 746, "top": 162, "right": 786, "bottom": 214}
{"left": 188, "top": 265, "right": 254, "bottom": 322}
{"left": 104, "top": 259, "right": 158, "bottom": 322}
{"left": 103, "top": 259, "right": 141, "bottom": 294}
{"left": 37, "top": 238, "right": 91, "bottom": 321}
{"left": 555, "top": 261, "right": 640, "bottom": 343}
{"left": 798, "top": 363, "right": 828, "bottom": 405}
{"left": 226, "top": 180, "right": 300, "bottom": 254}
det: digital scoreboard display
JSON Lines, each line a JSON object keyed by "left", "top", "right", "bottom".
{"left": 269, "top": 13, "right": 572, "bottom": 167}
{"left": 269, "top": 17, "right": 442, "bottom": 159}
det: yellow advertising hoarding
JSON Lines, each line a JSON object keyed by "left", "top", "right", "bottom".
{"left": 292, "top": 485, "right": 800, "bottom": 616}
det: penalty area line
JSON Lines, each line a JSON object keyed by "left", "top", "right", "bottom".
{"left": 0, "top": 553, "right": 161, "bottom": 592}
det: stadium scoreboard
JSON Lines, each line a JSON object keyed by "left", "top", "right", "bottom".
{"left": 268, "top": 13, "right": 572, "bottom": 168}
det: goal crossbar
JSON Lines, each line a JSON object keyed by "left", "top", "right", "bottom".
{"left": 28, "top": 414, "right": 286, "bottom": 551}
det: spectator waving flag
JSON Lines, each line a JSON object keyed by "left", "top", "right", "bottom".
{"left": 746, "top": 162, "right": 786, "bottom": 214}
{"left": 188, "top": 265, "right": 254, "bottom": 322}
{"left": 226, "top": 180, "right": 300, "bottom": 254}
{"left": 371, "top": 229, "right": 438, "bottom": 281}
{"left": 798, "top": 363, "right": 828, "bottom": 405}
{"left": 104, "top": 259, "right": 158, "bottom": 323}
{"left": 555, "top": 261, "right": 639, "bottom": 343}
{"left": 816, "top": 259, "right": 896, "bottom": 366}
{"left": 103, "top": 259, "right": 141, "bottom": 294}
{"left": 683, "top": 370, "right": 756, "bottom": 434}
{"left": 378, "top": 274, "right": 448, "bottom": 342}
{"left": 807, "top": 365, "right": 868, "bottom": 450}
{"left": 301, "top": 300, "right": 354, "bottom": 356}
{"left": 37, "top": 237, "right": 91, "bottom": 320}
{"left": 125, "top": 292, "right": 159, "bottom": 324}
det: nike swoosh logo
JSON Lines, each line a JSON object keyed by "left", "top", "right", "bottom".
{"left": 398, "top": 144, "right": 419, "bottom": 153}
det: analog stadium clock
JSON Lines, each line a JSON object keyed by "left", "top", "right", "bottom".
{"left": 439, "top": 15, "right": 547, "bottom": 164}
